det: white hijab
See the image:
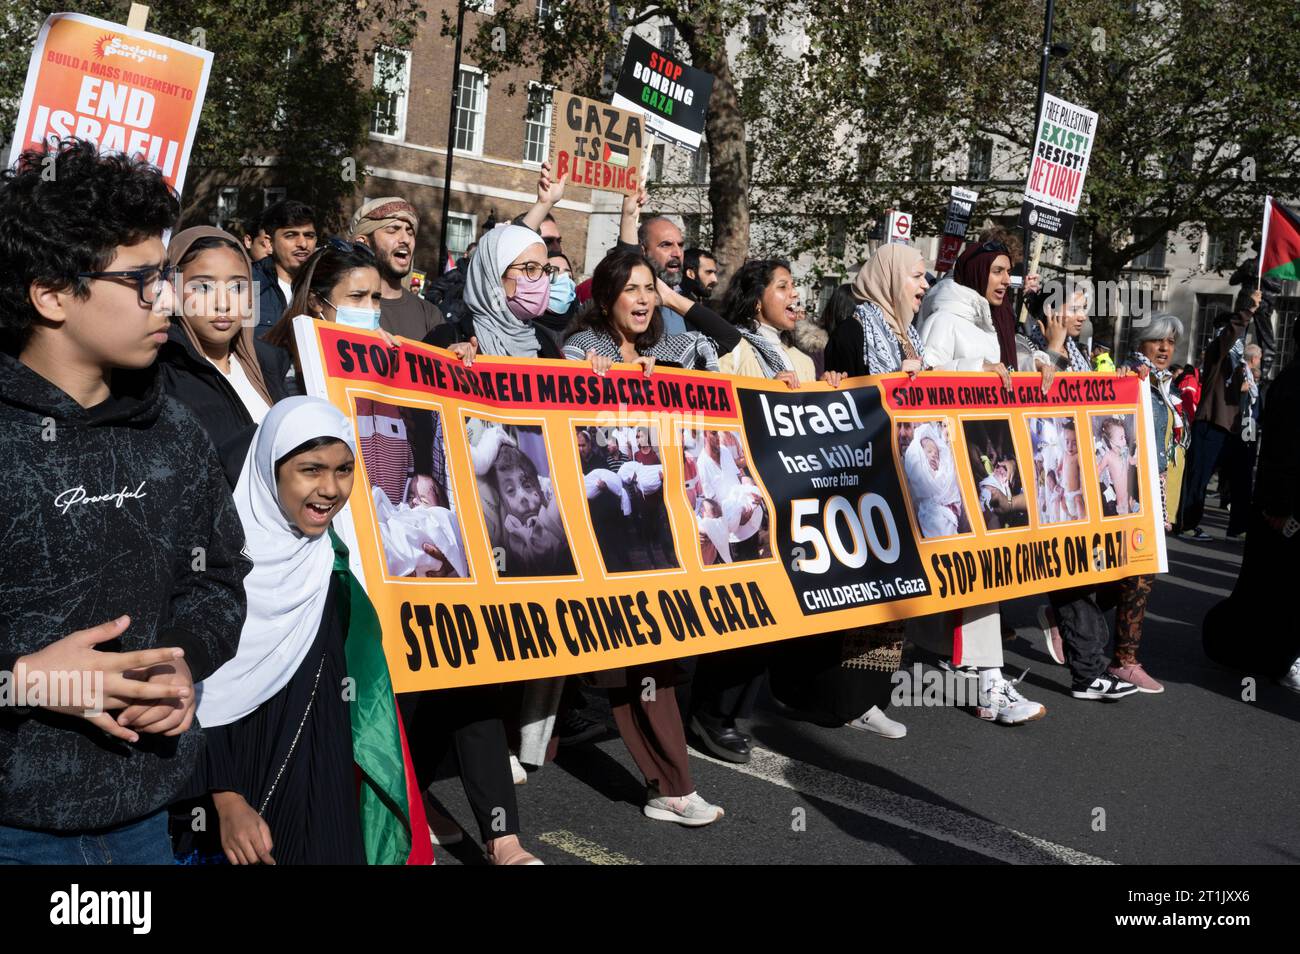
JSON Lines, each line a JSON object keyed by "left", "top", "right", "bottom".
{"left": 196, "top": 396, "right": 356, "bottom": 728}
{"left": 464, "top": 224, "right": 547, "bottom": 358}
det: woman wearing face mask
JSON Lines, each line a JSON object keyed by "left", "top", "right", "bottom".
{"left": 429, "top": 224, "right": 560, "bottom": 359}
{"left": 157, "top": 227, "right": 290, "bottom": 449}
{"left": 263, "top": 242, "right": 386, "bottom": 392}
{"left": 910, "top": 240, "right": 1052, "bottom": 726}
{"left": 825, "top": 244, "right": 929, "bottom": 379}
{"left": 533, "top": 250, "right": 579, "bottom": 352}
{"left": 183, "top": 397, "right": 431, "bottom": 865}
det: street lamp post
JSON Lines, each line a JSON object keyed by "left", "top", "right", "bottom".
{"left": 437, "top": 0, "right": 467, "bottom": 274}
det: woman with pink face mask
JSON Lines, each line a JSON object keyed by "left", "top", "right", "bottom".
{"left": 429, "top": 224, "right": 560, "bottom": 359}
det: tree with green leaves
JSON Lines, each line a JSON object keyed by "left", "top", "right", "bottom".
{"left": 762, "top": 0, "right": 1300, "bottom": 332}
{"left": 0, "top": 0, "right": 425, "bottom": 231}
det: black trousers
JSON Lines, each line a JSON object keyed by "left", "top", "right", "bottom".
{"left": 1049, "top": 585, "right": 1121, "bottom": 684}
{"left": 1224, "top": 434, "right": 1258, "bottom": 536}
{"left": 1177, "top": 421, "right": 1229, "bottom": 531}
{"left": 399, "top": 685, "right": 519, "bottom": 842}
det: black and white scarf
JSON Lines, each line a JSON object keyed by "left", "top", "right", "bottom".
{"left": 1128, "top": 351, "right": 1180, "bottom": 415}
{"left": 738, "top": 326, "right": 793, "bottom": 379}
{"left": 563, "top": 327, "right": 720, "bottom": 372}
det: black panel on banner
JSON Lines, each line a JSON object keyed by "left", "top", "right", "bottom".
{"left": 736, "top": 385, "right": 929, "bottom": 616}
{"left": 1019, "top": 200, "right": 1076, "bottom": 241}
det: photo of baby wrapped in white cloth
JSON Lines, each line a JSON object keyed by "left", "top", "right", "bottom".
{"left": 682, "top": 429, "right": 769, "bottom": 564}
{"left": 1027, "top": 416, "right": 1087, "bottom": 525}
{"left": 466, "top": 417, "right": 577, "bottom": 578}
{"left": 355, "top": 399, "right": 469, "bottom": 579}
{"left": 898, "top": 420, "right": 971, "bottom": 539}
{"left": 576, "top": 425, "right": 679, "bottom": 572}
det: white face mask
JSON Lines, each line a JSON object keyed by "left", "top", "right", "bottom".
{"left": 324, "top": 297, "right": 380, "bottom": 331}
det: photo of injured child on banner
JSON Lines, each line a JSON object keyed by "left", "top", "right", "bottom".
{"left": 683, "top": 428, "right": 770, "bottom": 564}
{"left": 356, "top": 398, "right": 469, "bottom": 579}
{"left": 466, "top": 416, "right": 577, "bottom": 578}
{"left": 576, "top": 425, "right": 678, "bottom": 572}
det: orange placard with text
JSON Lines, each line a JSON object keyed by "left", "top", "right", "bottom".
{"left": 9, "top": 13, "right": 212, "bottom": 194}
{"left": 295, "top": 318, "right": 1167, "bottom": 693}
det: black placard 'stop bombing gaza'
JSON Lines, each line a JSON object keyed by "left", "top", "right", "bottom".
{"left": 634, "top": 52, "right": 695, "bottom": 114}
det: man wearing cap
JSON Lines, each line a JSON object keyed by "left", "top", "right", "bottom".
{"left": 351, "top": 197, "right": 444, "bottom": 341}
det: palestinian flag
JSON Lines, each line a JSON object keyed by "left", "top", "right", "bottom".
{"left": 603, "top": 141, "right": 630, "bottom": 168}
{"left": 1259, "top": 196, "right": 1300, "bottom": 282}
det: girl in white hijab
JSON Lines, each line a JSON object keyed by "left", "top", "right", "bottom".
{"left": 190, "top": 397, "right": 434, "bottom": 866}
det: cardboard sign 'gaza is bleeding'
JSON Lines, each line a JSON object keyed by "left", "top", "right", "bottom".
{"left": 548, "top": 91, "right": 645, "bottom": 197}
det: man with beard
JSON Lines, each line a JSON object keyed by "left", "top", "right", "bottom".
{"left": 608, "top": 195, "right": 741, "bottom": 353}
{"left": 350, "top": 197, "right": 444, "bottom": 341}
{"left": 681, "top": 248, "right": 719, "bottom": 303}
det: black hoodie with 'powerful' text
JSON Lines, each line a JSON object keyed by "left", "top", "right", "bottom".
{"left": 0, "top": 353, "right": 250, "bottom": 832}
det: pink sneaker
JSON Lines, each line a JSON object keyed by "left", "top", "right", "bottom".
{"left": 1108, "top": 662, "right": 1163, "bottom": 694}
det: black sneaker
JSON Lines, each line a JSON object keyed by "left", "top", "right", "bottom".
{"left": 1184, "top": 527, "right": 1214, "bottom": 542}
{"left": 555, "top": 710, "right": 605, "bottom": 747}
{"left": 1071, "top": 675, "right": 1139, "bottom": 700}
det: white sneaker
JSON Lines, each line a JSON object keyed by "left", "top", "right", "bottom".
{"left": 977, "top": 669, "right": 1046, "bottom": 725}
{"left": 1280, "top": 657, "right": 1300, "bottom": 694}
{"left": 510, "top": 754, "right": 527, "bottom": 785}
{"left": 847, "top": 705, "right": 907, "bottom": 739}
{"left": 643, "top": 790, "right": 725, "bottom": 827}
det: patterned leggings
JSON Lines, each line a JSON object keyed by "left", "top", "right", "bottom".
{"left": 1113, "top": 574, "right": 1154, "bottom": 666}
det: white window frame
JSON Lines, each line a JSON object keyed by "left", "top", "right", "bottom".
{"left": 216, "top": 187, "right": 239, "bottom": 230}
{"left": 536, "top": 0, "right": 551, "bottom": 19}
{"left": 262, "top": 187, "right": 286, "bottom": 210}
{"left": 371, "top": 46, "right": 412, "bottom": 141}
{"left": 453, "top": 66, "right": 488, "bottom": 157}
{"left": 446, "top": 212, "right": 478, "bottom": 261}
{"left": 522, "top": 82, "right": 553, "bottom": 167}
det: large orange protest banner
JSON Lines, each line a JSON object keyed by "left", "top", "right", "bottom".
{"left": 8, "top": 13, "right": 212, "bottom": 194}
{"left": 296, "top": 318, "right": 1166, "bottom": 693}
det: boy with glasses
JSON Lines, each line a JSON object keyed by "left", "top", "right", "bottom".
{"left": 0, "top": 139, "right": 249, "bottom": 864}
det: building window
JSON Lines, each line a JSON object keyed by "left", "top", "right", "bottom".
{"left": 648, "top": 143, "right": 665, "bottom": 182}
{"left": 1193, "top": 293, "right": 1235, "bottom": 364}
{"left": 690, "top": 142, "right": 709, "bottom": 184}
{"left": 1130, "top": 229, "right": 1167, "bottom": 271}
{"left": 1206, "top": 227, "right": 1240, "bottom": 272}
{"left": 827, "top": 216, "right": 846, "bottom": 259}
{"left": 1275, "top": 297, "right": 1299, "bottom": 369}
{"left": 454, "top": 68, "right": 487, "bottom": 154}
{"left": 857, "top": 142, "right": 881, "bottom": 180}
{"left": 536, "top": 0, "right": 551, "bottom": 18}
{"left": 967, "top": 139, "right": 992, "bottom": 181}
{"left": 682, "top": 213, "right": 701, "bottom": 248}
{"left": 215, "top": 187, "right": 239, "bottom": 230}
{"left": 371, "top": 47, "right": 411, "bottom": 139}
{"left": 911, "top": 142, "right": 934, "bottom": 181}
{"left": 1066, "top": 228, "right": 1090, "bottom": 267}
{"left": 262, "top": 187, "right": 286, "bottom": 209}
{"left": 523, "top": 84, "right": 552, "bottom": 165}
{"left": 447, "top": 213, "right": 477, "bottom": 261}
{"left": 748, "top": 14, "right": 767, "bottom": 37}
{"left": 659, "top": 25, "right": 677, "bottom": 57}
{"left": 469, "top": 0, "right": 495, "bottom": 12}
{"left": 746, "top": 140, "right": 759, "bottom": 179}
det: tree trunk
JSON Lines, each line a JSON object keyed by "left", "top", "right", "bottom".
{"left": 692, "top": 41, "right": 748, "bottom": 288}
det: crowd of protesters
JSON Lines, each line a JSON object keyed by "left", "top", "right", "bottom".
{"left": 1, "top": 137, "right": 1295, "bottom": 868}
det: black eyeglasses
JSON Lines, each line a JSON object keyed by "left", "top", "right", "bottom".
{"left": 505, "top": 262, "right": 560, "bottom": 281}
{"left": 326, "top": 237, "right": 375, "bottom": 258}
{"left": 76, "top": 264, "right": 175, "bottom": 307}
